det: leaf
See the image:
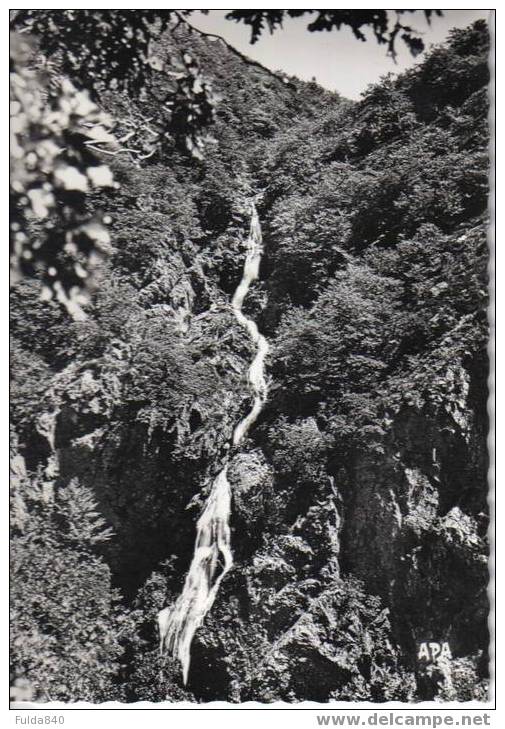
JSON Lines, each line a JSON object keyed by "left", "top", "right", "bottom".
{"left": 54, "top": 165, "right": 89, "bottom": 192}
{"left": 87, "top": 165, "right": 114, "bottom": 188}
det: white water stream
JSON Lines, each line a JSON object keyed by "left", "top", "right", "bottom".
{"left": 158, "top": 205, "right": 269, "bottom": 684}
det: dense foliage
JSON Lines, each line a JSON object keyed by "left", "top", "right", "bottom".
{"left": 11, "top": 10, "right": 217, "bottom": 157}
{"left": 10, "top": 15, "right": 490, "bottom": 704}
{"left": 10, "top": 455, "right": 124, "bottom": 702}
{"left": 226, "top": 9, "right": 443, "bottom": 58}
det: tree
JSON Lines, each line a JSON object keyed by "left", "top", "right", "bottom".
{"left": 10, "top": 471, "right": 125, "bottom": 702}
{"left": 9, "top": 16, "right": 490, "bottom": 703}
{"left": 10, "top": 11, "right": 216, "bottom": 316}
{"left": 10, "top": 10, "right": 448, "bottom": 316}
{"left": 224, "top": 10, "right": 443, "bottom": 59}
{"left": 11, "top": 10, "right": 217, "bottom": 158}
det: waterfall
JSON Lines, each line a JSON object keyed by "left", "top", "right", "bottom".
{"left": 158, "top": 204, "right": 269, "bottom": 684}
{"left": 157, "top": 466, "right": 232, "bottom": 685}
{"left": 231, "top": 208, "right": 269, "bottom": 445}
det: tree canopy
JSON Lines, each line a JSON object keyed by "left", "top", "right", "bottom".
{"left": 225, "top": 9, "right": 443, "bottom": 59}
{"left": 10, "top": 14, "right": 490, "bottom": 703}
{"left": 10, "top": 9, "right": 448, "bottom": 315}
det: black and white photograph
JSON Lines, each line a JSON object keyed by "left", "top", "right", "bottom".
{"left": 9, "top": 6, "right": 494, "bottom": 710}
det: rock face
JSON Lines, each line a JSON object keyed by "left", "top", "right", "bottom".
{"left": 10, "top": 18, "right": 490, "bottom": 703}
{"left": 339, "top": 401, "right": 489, "bottom": 692}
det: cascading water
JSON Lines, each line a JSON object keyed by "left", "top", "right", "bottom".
{"left": 157, "top": 467, "right": 232, "bottom": 685}
{"left": 231, "top": 208, "right": 269, "bottom": 446}
{"left": 158, "top": 203, "right": 269, "bottom": 684}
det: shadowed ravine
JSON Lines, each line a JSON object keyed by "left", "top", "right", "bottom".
{"left": 157, "top": 204, "right": 269, "bottom": 684}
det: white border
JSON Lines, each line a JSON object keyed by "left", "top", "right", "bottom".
{"left": 5, "top": 2, "right": 498, "bottom": 722}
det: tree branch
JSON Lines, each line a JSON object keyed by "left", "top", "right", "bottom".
{"left": 171, "top": 11, "right": 298, "bottom": 91}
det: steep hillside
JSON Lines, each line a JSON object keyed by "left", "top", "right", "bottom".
{"left": 10, "top": 18, "right": 490, "bottom": 703}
